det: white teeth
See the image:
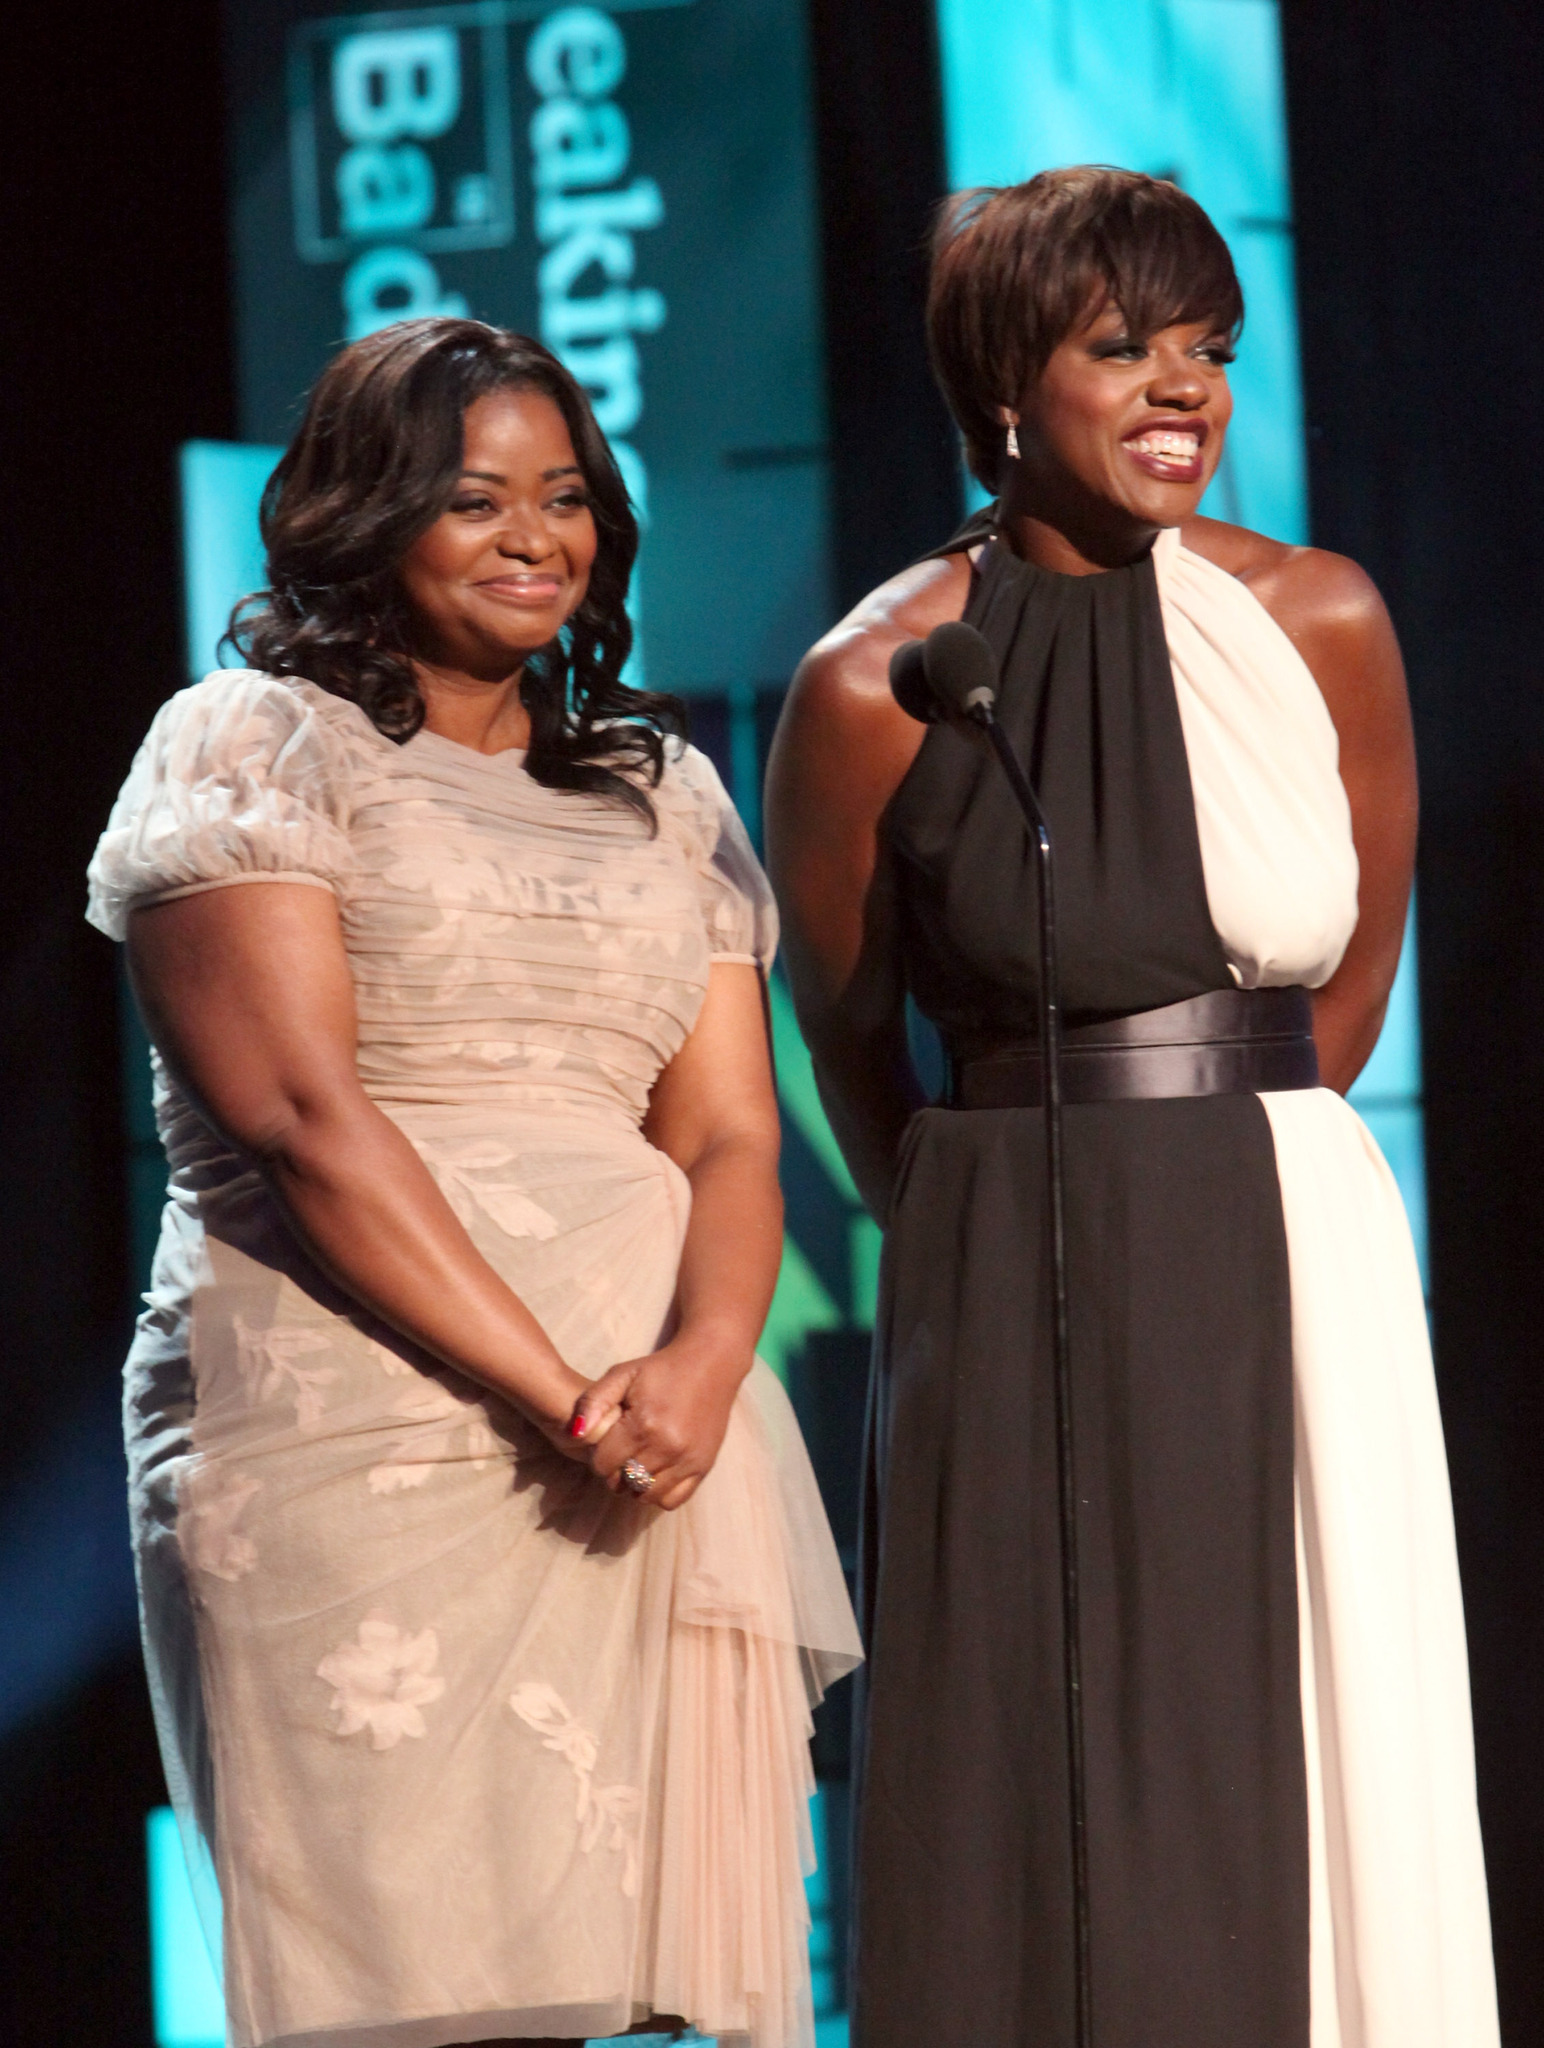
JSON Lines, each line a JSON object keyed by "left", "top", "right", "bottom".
{"left": 1130, "top": 430, "right": 1199, "bottom": 462}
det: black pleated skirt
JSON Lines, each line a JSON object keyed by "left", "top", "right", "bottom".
{"left": 854, "top": 1094, "right": 1308, "bottom": 2048}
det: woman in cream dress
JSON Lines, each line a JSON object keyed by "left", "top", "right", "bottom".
{"left": 88, "top": 320, "right": 859, "bottom": 2048}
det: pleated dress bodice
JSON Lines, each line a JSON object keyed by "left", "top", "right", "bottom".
{"left": 887, "top": 534, "right": 1232, "bottom": 1038}
{"left": 883, "top": 523, "right": 1358, "bottom": 1045}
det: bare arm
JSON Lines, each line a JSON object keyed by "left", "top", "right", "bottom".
{"left": 765, "top": 559, "right": 969, "bottom": 1219}
{"left": 1248, "top": 550, "right": 1417, "bottom": 1092}
{"left": 577, "top": 960, "right": 785, "bottom": 1508}
{"left": 1287, "top": 565, "right": 1417, "bottom": 1092}
{"left": 128, "top": 882, "right": 592, "bottom": 1444}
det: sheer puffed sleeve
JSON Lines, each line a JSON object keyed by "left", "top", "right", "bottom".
{"left": 86, "top": 671, "right": 356, "bottom": 941}
{"left": 661, "top": 743, "right": 779, "bottom": 973}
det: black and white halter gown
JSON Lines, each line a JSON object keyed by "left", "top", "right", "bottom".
{"left": 854, "top": 522, "right": 1497, "bottom": 2048}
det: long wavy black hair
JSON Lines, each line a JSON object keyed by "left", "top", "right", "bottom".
{"left": 229, "top": 318, "right": 685, "bottom": 824}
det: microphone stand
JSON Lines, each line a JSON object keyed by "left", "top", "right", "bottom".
{"left": 961, "top": 691, "right": 1092, "bottom": 2048}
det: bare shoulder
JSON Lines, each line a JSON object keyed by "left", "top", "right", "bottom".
{"left": 1180, "top": 514, "right": 1395, "bottom": 672}
{"left": 1180, "top": 513, "right": 1411, "bottom": 781}
{"left": 767, "top": 552, "right": 973, "bottom": 852}
{"left": 786, "top": 553, "right": 974, "bottom": 726}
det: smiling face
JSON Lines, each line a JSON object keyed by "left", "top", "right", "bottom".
{"left": 398, "top": 385, "right": 599, "bottom": 682}
{"left": 1005, "top": 296, "right": 1235, "bottom": 563}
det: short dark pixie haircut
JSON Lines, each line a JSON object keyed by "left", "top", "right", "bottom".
{"left": 927, "top": 166, "right": 1245, "bottom": 488}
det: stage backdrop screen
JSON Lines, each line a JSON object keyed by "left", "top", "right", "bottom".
{"left": 223, "top": 0, "right": 832, "bottom": 696}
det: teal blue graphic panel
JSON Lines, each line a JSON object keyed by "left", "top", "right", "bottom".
{"left": 936, "top": 0, "right": 1304, "bottom": 543}
{"left": 146, "top": 1809, "right": 224, "bottom": 2048}
{"left": 934, "top": 0, "right": 1427, "bottom": 1264}
{"left": 224, "top": 0, "right": 831, "bottom": 696}
{"left": 180, "top": 441, "right": 281, "bottom": 678}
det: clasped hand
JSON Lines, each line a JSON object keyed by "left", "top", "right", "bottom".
{"left": 553, "top": 1335, "right": 750, "bottom": 1511}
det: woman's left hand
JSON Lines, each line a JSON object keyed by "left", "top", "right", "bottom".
{"left": 570, "top": 1334, "right": 751, "bottom": 1511}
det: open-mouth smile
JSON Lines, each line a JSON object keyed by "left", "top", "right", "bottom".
{"left": 1122, "top": 425, "right": 1207, "bottom": 483}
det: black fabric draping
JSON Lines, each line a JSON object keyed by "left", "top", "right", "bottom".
{"left": 853, "top": 532, "right": 1310, "bottom": 2048}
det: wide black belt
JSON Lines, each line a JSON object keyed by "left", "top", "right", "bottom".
{"left": 944, "top": 987, "right": 1319, "bottom": 1110}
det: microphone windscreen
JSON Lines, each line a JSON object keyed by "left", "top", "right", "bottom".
{"left": 922, "top": 620, "right": 999, "bottom": 717}
{"left": 888, "top": 639, "right": 937, "bottom": 724}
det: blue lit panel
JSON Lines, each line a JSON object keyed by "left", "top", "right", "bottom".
{"left": 936, "top": 0, "right": 1305, "bottom": 541}
{"left": 226, "top": 0, "right": 832, "bottom": 698}
{"left": 179, "top": 441, "right": 281, "bottom": 679}
{"left": 146, "top": 1809, "right": 224, "bottom": 2048}
{"left": 1348, "top": 904, "right": 1428, "bottom": 1287}
{"left": 805, "top": 1783, "right": 850, "bottom": 2046}
{"left": 934, "top": 0, "right": 1428, "bottom": 1255}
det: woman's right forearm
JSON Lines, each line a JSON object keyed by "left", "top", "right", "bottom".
{"left": 126, "top": 887, "right": 585, "bottom": 1433}
{"left": 810, "top": 1022, "right": 924, "bottom": 1222}
{"left": 261, "top": 1097, "right": 585, "bottom": 1433}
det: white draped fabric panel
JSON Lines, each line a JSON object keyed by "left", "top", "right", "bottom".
{"left": 1158, "top": 528, "right": 1499, "bottom": 2048}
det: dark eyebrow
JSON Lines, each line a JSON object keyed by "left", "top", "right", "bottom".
{"left": 457, "top": 465, "right": 584, "bottom": 484}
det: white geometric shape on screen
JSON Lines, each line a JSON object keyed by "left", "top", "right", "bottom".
{"left": 289, "top": 13, "right": 514, "bottom": 261}
{"left": 331, "top": 28, "right": 462, "bottom": 142}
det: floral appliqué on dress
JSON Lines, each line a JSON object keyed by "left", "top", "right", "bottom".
{"left": 234, "top": 1315, "right": 338, "bottom": 1427}
{"left": 367, "top": 1380, "right": 500, "bottom": 1494}
{"left": 318, "top": 1615, "right": 447, "bottom": 1749}
{"left": 412, "top": 1135, "right": 561, "bottom": 1242}
{"left": 180, "top": 1465, "right": 262, "bottom": 1581}
{"left": 509, "top": 1681, "right": 642, "bottom": 1896}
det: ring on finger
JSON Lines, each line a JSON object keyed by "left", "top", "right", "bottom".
{"left": 620, "top": 1459, "right": 656, "bottom": 1498}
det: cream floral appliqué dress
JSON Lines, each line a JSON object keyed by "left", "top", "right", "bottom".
{"left": 88, "top": 671, "right": 862, "bottom": 2048}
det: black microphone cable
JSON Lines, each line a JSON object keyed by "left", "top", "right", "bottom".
{"left": 891, "top": 620, "right": 1092, "bottom": 2048}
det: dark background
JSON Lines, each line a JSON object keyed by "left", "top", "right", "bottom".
{"left": 2, "top": 0, "right": 1541, "bottom": 2038}
{"left": 0, "top": 4, "right": 235, "bottom": 2040}
{"left": 1282, "top": 4, "right": 1544, "bottom": 2026}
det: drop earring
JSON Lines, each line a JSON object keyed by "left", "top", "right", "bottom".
{"left": 1005, "top": 421, "right": 1020, "bottom": 460}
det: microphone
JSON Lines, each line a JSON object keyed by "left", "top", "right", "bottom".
{"left": 889, "top": 615, "right": 1093, "bottom": 2048}
{"left": 887, "top": 638, "right": 935, "bottom": 724}
{"left": 887, "top": 619, "right": 997, "bottom": 724}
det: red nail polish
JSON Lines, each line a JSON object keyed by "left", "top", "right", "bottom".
{"left": 567, "top": 1413, "right": 587, "bottom": 1439}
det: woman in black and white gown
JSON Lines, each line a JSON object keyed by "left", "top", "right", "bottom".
{"left": 769, "top": 167, "right": 1496, "bottom": 2048}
